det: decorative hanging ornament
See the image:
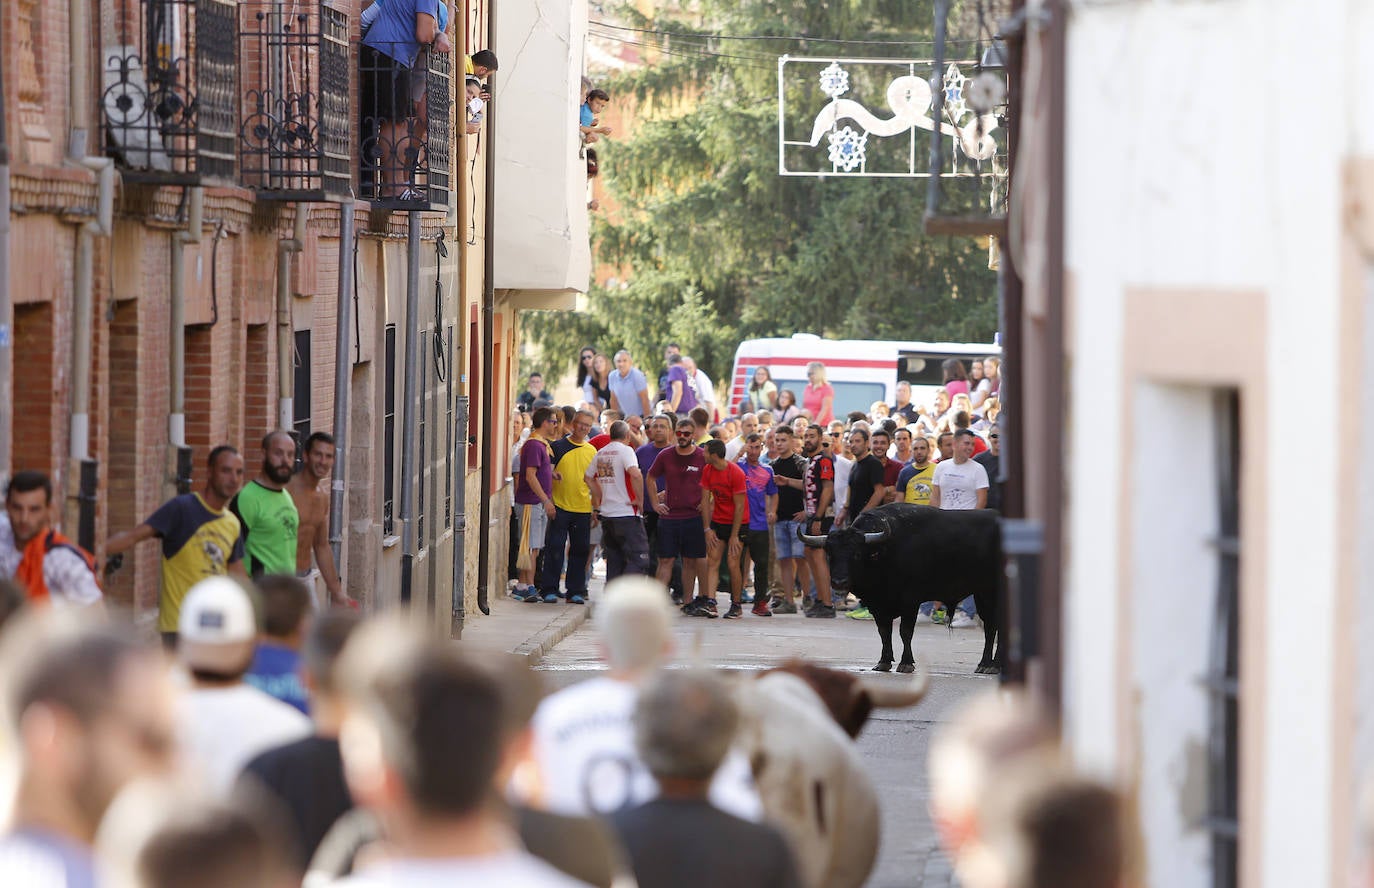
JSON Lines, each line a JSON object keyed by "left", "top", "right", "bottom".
{"left": 826, "top": 126, "right": 867, "bottom": 172}
{"left": 819, "top": 61, "right": 850, "bottom": 99}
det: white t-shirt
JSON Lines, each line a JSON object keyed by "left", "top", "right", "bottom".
{"left": 691, "top": 369, "right": 715, "bottom": 407}
{"left": 178, "top": 683, "right": 311, "bottom": 794}
{"left": 527, "top": 676, "right": 762, "bottom": 821}
{"left": 0, "top": 514, "right": 103, "bottom": 607}
{"left": 932, "top": 458, "right": 989, "bottom": 510}
{"left": 832, "top": 457, "right": 853, "bottom": 519}
{"left": 585, "top": 441, "right": 640, "bottom": 518}
{"left": 332, "top": 851, "right": 591, "bottom": 888}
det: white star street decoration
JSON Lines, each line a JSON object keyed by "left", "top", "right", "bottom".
{"left": 818, "top": 62, "right": 850, "bottom": 99}
{"left": 827, "top": 126, "right": 867, "bottom": 172}
{"left": 941, "top": 64, "right": 968, "bottom": 121}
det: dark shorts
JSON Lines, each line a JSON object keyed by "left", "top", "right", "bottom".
{"left": 709, "top": 522, "right": 748, "bottom": 543}
{"left": 361, "top": 44, "right": 414, "bottom": 121}
{"left": 657, "top": 517, "right": 706, "bottom": 560}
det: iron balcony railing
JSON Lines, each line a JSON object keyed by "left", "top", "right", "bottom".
{"left": 359, "top": 40, "right": 452, "bottom": 211}
{"left": 239, "top": 3, "right": 352, "bottom": 200}
{"left": 101, "top": 0, "right": 237, "bottom": 182}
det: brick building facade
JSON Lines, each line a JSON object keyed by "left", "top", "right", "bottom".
{"left": 0, "top": 0, "right": 559, "bottom": 633}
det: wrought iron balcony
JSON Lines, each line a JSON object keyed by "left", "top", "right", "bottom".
{"left": 239, "top": 3, "right": 352, "bottom": 201}
{"left": 101, "top": 0, "right": 238, "bottom": 183}
{"left": 359, "top": 42, "right": 452, "bottom": 211}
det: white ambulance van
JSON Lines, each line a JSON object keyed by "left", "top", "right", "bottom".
{"left": 727, "top": 335, "right": 999, "bottom": 419}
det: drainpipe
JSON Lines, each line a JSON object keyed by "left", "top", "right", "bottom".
{"left": 169, "top": 186, "right": 202, "bottom": 493}
{"left": 68, "top": 0, "right": 91, "bottom": 159}
{"left": 475, "top": 4, "right": 498, "bottom": 617}
{"left": 68, "top": 158, "right": 113, "bottom": 549}
{"left": 398, "top": 213, "right": 421, "bottom": 605}
{"left": 329, "top": 201, "right": 354, "bottom": 575}
{"left": 277, "top": 205, "right": 306, "bottom": 431}
{"left": 0, "top": 12, "right": 12, "bottom": 489}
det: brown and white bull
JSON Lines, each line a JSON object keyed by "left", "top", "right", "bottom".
{"left": 734, "top": 660, "right": 930, "bottom": 888}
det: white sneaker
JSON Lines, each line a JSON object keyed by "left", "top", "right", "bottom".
{"left": 951, "top": 611, "right": 977, "bottom": 629}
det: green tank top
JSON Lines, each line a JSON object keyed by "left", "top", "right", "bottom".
{"left": 230, "top": 481, "right": 300, "bottom": 577}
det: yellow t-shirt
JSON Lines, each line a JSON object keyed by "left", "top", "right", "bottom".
{"left": 145, "top": 492, "right": 244, "bottom": 633}
{"left": 551, "top": 438, "right": 597, "bottom": 513}
{"left": 465, "top": 55, "right": 474, "bottom": 74}
{"left": 902, "top": 463, "right": 937, "bottom": 506}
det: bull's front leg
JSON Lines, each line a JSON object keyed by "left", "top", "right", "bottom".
{"left": 976, "top": 621, "right": 1001, "bottom": 675}
{"left": 872, "top": 614, "right": 895, "bottom": 672}
{"left": 896, "top": 611, "right": 917, "bottom": 673}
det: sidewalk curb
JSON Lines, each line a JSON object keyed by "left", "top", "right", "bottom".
{"left": 512, "top": 604, "right": 590, "bottom": 666}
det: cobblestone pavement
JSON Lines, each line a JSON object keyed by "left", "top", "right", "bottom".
{"left": 537, "top": 593, "right": 997, "bottom": 887}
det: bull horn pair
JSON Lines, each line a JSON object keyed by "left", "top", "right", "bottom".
{"left": 858, "top": 661, "right": 930, "bottom": 708}
{"left": 795, "top": 526, "right": 891, "bottom": 547}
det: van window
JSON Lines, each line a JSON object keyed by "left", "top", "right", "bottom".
{"left": 773, "top": 379, "right": 886, "bottom": 419}
{"left": 898, "top": 353, "right": 978, "bottom": 387}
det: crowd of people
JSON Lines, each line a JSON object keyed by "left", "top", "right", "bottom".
{"left": 511, "top": 346, "right": 1003, "bottom": 624}
{"left": 0, "top": 569, "right": 1141, "bottom": 888}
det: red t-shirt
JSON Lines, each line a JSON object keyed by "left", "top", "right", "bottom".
{"left": 588, "top": 433, "right": 611, "bottom": 450}
{"left": 802, "top": 383, "right": 835, "bottom": 425}
{"left": 702, "top": 461, "right": 749, "bottom": 526}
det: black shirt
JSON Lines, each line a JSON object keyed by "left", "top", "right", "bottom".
{"left": 770, "top": 454, "right": 807, "bottom": 518}
{"left": 847, "top": 454, "right": 885, "bottom": 517}
{"left": 974, "top": 451, "right": 1002, "bottom": 511}
{"left": 891, "top": 402, "right": 920, "bottom": 422}
{"left": 517, "top": 388, "right": 550, "bottom": 411}
{"left": 611, "top": 797, "right": 800, "bottom": 888}
{"left": 239, "top": 735, "right": 353, "bottom": 871}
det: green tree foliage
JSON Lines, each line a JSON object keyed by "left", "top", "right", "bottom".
{"left": 524, "top": 0, "right": 999, "bottom": 386}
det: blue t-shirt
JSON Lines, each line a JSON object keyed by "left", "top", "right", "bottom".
{"left": 666, "top": 365, "right": 697, "bottom": 413}
{"left": 362, "top": 0, "right": 441, "bottom": 67}
{"left": 580, "top": 103, "right": 596, "bottom": 127}
{"left": 245, "top": 643, "right": 309, "bottom": 714}
{"left": 0, "top": 829, "right": 97, "bottom": 888}
{"left": 738, "top": 460, "right": 777, "bottom": 532}
{"left": 607, "top": 367, "right": 648, "bottom": 417}
{"left": 362, "top": 0, "right": 448, "bottom": 32}
{"left": 636, "top": 442, "right": 667, "bottom": 491}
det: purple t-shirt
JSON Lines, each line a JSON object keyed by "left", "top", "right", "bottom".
{"left": 666, "top": 365, "right": 697, "bottom": 413}
{"left": 636, "top": 442, "right": 667, "bottom": 491}
{"left": 738, "top": 460, "right": 778, "bottom": 532}
{"left": 647, "top": 447, "right": 706, "bottom": 520}
{"left": 515, "top": 437, "right": 553, "bottom": 505}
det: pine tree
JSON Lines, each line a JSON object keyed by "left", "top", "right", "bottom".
{"left": 526, "top": 0, "right": 999, "bottom": 386}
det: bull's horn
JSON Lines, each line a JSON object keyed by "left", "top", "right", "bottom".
{"left": 796, "top": 526, "right": 829, "bottom": 548}
{"left": 862, "top": 529, "right": 890, "bottom": 544}
{"left": 860, "top": 663, "right": 930, "bottom": 708}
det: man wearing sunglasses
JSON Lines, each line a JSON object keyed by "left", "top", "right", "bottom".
{"left": 646, "top": 419, "right": 710, "bottom": 616}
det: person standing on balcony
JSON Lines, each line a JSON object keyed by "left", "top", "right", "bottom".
{"left": 580, "top": 89, "right": 613, "bottom": 144}
{"left": 360, "top": 0, "right": 443, "bottom": 199}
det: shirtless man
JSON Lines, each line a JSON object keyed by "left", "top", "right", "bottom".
{"left": 287, "top": 432, "right": 349, "bottom": 606}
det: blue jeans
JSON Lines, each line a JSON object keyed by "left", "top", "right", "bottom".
{"left": 920, "top": 596, "right": 976, "bottom": 616}
{"left": 540, "top": 508, "right": 591, "bottom": 598}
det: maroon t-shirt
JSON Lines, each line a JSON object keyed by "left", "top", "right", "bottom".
{"left": 647, "top": 447, "right": 706, "bottom": 520}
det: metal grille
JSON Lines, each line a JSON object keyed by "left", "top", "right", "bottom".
{"left": 1206, "top": 390, "right": 1241, "bottom": 888}
{"left": 239, "top": 3, "right": 350, "bottom": 199}
{"left": 445, "top": 325, "right": 455, "bottom": 528}
{"left": 358, "top": 41, "right": 452, "bottom": 210}
{"left": 102, "top": 0, "right": 238, "bottom": 182}
{"left": 383, "top": 324, "right": 397, "bottom": 537}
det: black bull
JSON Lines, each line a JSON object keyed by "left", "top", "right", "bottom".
{"left": 801, "top": 503, "right": 1003, "bottom": 675}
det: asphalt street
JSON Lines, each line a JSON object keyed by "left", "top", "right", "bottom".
{"left": 535, "top": 597, "right": 999, "bottom": 887}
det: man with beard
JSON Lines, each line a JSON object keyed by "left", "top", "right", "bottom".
{"left": 287, "top": 433, "right": 349, "bottom": 606}
{"left": 637, "top": 414, "right": 683, "bottom": 601}
{"left": 895, "top": 435, "right": 937, "bottom": 506}
{"left": 107, "top": 445, "right": 248, "bottom": 645}
{"left": 0, "top": 613, "right": 178, "bottom": 886}
{"left": 231, "top": 431, "right": 301, "bottom": 578}
{"left": 799, "top": 425, "right": 836, "bottom": 618}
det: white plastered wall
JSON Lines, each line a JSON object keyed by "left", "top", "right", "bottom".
{"left": 1059, "top": 2, "right": 1367, "bottom": 885}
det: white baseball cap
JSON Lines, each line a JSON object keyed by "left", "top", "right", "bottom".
{"left": 177, "top": 577, "right": 257, "bottom": 674}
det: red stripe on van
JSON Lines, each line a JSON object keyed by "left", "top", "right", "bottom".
{"left": 734, "top": 356, "right": 892, "bottom": 370}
